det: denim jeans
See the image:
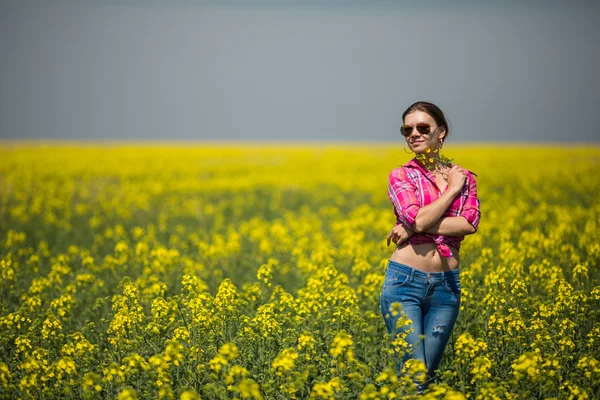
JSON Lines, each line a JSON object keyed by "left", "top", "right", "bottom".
{"left": 379, "top": 259, "right": 461, "bottom": 393}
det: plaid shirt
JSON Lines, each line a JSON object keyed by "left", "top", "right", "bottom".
{"left": 388, "top": 157, "right": 481, "bottom": 258}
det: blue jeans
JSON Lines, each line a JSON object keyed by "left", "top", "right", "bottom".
{"left": 379, "top": 259, "right": 461, "bottom": 393}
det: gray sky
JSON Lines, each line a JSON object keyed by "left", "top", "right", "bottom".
{"left": 1, "top": 0, "right": 599, "bottom": 142}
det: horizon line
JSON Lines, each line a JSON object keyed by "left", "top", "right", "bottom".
{"left": 1, "top": 139, "right": 599, "bottom": 148}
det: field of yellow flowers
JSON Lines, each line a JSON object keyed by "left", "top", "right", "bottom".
{"left": 0, "top": 143, "right": 599, "bottom": 399}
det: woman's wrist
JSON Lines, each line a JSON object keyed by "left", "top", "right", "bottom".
{"left": 446, "top": 186, "right": 462, "bottom": 197}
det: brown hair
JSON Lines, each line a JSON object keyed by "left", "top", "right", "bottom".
{"left": 402, "top": 101, "right": 450, "bottom": 144}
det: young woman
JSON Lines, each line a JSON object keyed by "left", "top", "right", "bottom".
{"left": 380, "top": 101, "right": 481, "bottom": 393}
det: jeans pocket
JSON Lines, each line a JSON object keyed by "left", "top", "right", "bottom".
{"left": 383, "top": 270, "right": 410, "bottom": 288}
{"left": 442, "top": 275, "right": 461, "bottom": 295}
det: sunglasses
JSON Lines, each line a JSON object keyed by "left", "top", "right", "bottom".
{"left": 400, "top": 123, "right": 439, "bottom": 138}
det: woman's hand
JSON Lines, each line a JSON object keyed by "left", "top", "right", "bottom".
{"left": 387, "top": 224, "right": 414, "bottom": 247}
{"left": 447, "top": 165, "right": 467, "bottom": 194}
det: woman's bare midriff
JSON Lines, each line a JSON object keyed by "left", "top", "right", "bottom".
{"left": 390, "top": 242, "right": 460, "bottom": 272}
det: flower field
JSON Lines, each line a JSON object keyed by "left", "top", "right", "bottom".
{"left": 0, "top": 143, "right": 599, "bottom": 399}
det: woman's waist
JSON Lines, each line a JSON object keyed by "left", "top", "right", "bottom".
{"left": 392, "top": 241, "right": 460, "bottom": 271}
{"left": 396, "top": 239, "right": 460, "bottom": 254}
{"left": 386, "top": 259, "right": 460, "bottom": 279}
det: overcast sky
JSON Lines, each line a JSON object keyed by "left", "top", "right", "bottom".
{"left": 1, "top": 0, "right": 599, "bottom": 142}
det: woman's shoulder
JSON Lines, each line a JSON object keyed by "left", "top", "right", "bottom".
{"left": 389, "top": 165, "right": 415, "bottom": 181}
{"left": 390, "top": 158, "right": 420, "bottom": 177}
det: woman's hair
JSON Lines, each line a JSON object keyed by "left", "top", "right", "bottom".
{"left": 402, "top": 101, "right": 450, "bottom": 143}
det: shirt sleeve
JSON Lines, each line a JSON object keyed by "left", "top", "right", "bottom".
{"left": 388, "top": 168, "right": 420, "bottom": 228}
{"left": 460, "top": 171, "right": 481, "bottom": 231}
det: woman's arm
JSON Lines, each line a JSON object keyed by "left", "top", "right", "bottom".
{"left": 388, "top": 167, "right": 465, "bottom": 241}
{"left": 411, "top": 187, "right": 461, "bottom": 232}
{"left": 459, "top": 171, "right": 481, "bottom": 233}
{"left": 388, "top": 166, "right": 463, "bottom": 233}
{"left": 411, "top": 165, "right": 467, "bottom": 233}
{"left": 422, "top": 171, "right": 481, "bottom": 235}
{"left": 421, "top": 216, "right": 475, "bottom": 236}
{"left": 390, "top": 215, "right": 473, "bottom": 247}
{"left": 387, "top": 168, "right": 421, "bottom": 230}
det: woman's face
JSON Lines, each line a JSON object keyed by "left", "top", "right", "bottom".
{"left": 403, "top": 110, "right": 446, "bottom": 154}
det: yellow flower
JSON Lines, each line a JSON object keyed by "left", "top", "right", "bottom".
{"left": 329, "top": 332, "right": 353, "bottom": 358}
{"left": 512, "top": 352, "right": 541, "bottom": 381}
{"left": 272, "top": 348, "right": 299, "bottom": 376}
{"left": 180, "top": 390, "right": 201, "bottom": 400}
{"left": 234, "top": 378, "right": 262, "bottom": 400}
{"left": 118, "top": 388, "right": 138, "bottom": 400}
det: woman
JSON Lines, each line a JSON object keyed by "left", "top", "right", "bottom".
{"left": 380, "top": 101, "right": 481, "bottom": 393}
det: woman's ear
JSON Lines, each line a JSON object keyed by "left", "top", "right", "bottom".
{"left": 438, "top": 129, "right": 446, "bottom": 142}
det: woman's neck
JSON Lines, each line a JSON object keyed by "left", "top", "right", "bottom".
{"left": 416, "top": 152, "right": 444, "bottom": 172}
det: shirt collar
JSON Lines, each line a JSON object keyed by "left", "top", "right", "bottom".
{"left": 402, "top": 157, "right": 422, "bottom": 170}
{"left": 403, "top": 157, "right": 434, "bottom": 177}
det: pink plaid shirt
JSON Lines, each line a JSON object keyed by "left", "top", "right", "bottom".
{"left": 388, "top": 157, "right": 481, "bottom": 258}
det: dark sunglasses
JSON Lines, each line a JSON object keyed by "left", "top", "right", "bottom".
{"left": 400, "top": 123, "right": 439, "bottom": 138}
